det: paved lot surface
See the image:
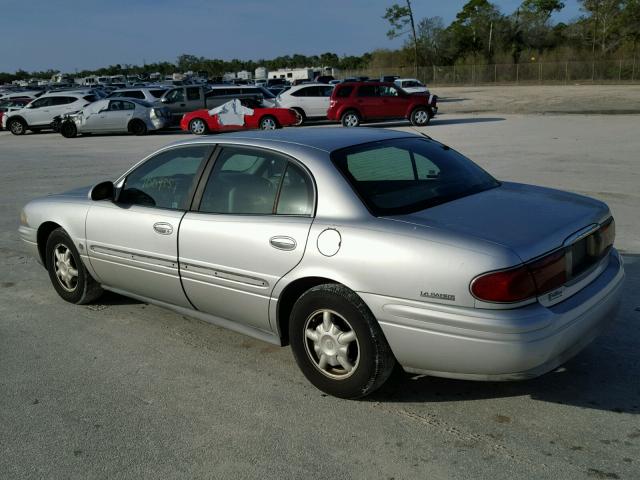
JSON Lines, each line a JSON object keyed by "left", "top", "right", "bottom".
{"left": 1, "top": 113, "right": 639, "bottom": 479}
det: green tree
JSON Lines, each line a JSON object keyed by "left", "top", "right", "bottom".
{"left": 383, "top": 1, "right": 419, "bottom": 75}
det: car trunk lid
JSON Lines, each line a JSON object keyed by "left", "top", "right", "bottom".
{"left": 385, "top": 181, "right": 611, "bottom": 263}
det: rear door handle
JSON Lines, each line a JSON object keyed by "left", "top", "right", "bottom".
{"left": 153, "top": 222, "right": 174, "bottom": 235}
{"left": 270, "top": 236, "right": 296, "bottom": 251}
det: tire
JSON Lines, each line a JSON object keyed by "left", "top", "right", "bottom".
{"left": 189, "top": 118, "right": 208, "bottom": 135}
{"left": 45, "top": 228, "right": 103, "bottom": 304}
{"left": 341, "top": 110, "right": 360, "bottom": 128}
{"left": 291, "top": 108, "right": 305, "bottom": 126}
{"left": 289, "top": 284, "right": 396, "bottom": 399}
{"left": 410, "top": 107, "right": 431, "bottom": 126}
{"left": 60, "top": 121, "right": 77, "bottom": 138}
{"left": 129, "top": 119, "right": 147, "bottom": 136}
{"left": 8, "top": 118, "right": 26, "bottom": 135}
{"left": 259, "top": 115, "right": 278, "bottom": 130}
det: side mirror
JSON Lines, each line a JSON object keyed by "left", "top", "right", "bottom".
{"left": 90, "top": 181, "right": 114, "bottom": 201}
{"left": 160, "top": 97, "right": 170, "bottom": 103}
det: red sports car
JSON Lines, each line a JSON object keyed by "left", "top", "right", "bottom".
{"left": 181, "top": 98, "right": 300, "bottom": 135}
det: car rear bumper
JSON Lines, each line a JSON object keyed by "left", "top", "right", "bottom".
{"left": 360, "top": 249, "right": 624, "bottom": 380}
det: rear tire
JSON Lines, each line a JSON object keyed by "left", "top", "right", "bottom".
{"left": 129, "top": 119, "right": 147, "bottom": 136}
{"left": 8, "top": 118, "right": 26, "bottom": 135}
{"left": 259, "top": 115, "right": 278, "bottom": 130}
{"left": 291, "top": 108, "right": 305, "bottom": 126}
{"left": 341, "top": 110, "right": 360, "bottom": 127}
{"left": 189, "top": 118, "right": 208, "bottom": 135}
{"left": 45, "top": 228, "right": 103, "bottom": 304}
{"left": 289, "top": 284, "right": 396, "bottom": 399}
{"left": 60, "top": 121, "right": 77, "bottom": 138}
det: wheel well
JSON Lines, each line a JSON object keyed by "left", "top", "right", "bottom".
{"left": 36, "top": 222, "right": 61, "bottom": 264}
{"left": 259, "top": 114, "right": 279, "bottom": 127}
{"left": 276, "top": 276, "right": 339, "bottom": 345}
{"left": 7, "top": 115, "right": 26, "bottom": 125}
{"left": 291, "top": 107, "right": 306, "bottom": 118}
{"left": 127, "top": 118, "right": 144, "bottom": 131}
{"left": 341, "top": 108, "right": 360, "bottom": 119}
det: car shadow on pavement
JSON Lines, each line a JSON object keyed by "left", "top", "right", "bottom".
{"left": 437, "top": 97, "right": 469, "bottom": 103}
{"left": 365, "top": 117, "right": 505, "bottom": 129}
{"left": 91, "top": 290, "right": 142, "bottom": 306}
{"left": 367, "top": 254, "right": 640, "bottom": 415}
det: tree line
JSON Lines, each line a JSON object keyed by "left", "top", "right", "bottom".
{"left": 2, "top": 0, "right": 639, "bottom": 84}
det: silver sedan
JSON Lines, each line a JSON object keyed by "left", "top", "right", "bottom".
{"left": 59, "top": 98, "right": 171, "bottom": 137}
{"left": 18, "top": 128, "right": 624, "bottom": 398}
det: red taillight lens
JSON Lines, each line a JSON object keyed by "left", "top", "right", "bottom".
{"left": 528, "top": 249, "right": 567, "bottom": 294}
{"left": 471, "top": 266, "right": 537, "bottom": 303}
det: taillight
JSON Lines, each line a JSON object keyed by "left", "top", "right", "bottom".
{"left": 470, "top": 265, "right": 537, "bottom": 303}
{"left": 471, "top": 217, "right": 615, "bottom": 304}
{"left": 528, "top": 249, "right": 566, "bottom": 294}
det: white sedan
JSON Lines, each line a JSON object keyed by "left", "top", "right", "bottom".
{"left": 59, "top": 98, "right": 172, "bottom": 137}
{"left": 394, "top": 78, "right": 430, "bottom": 94}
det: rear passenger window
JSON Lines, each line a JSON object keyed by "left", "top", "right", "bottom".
{"left": 124, "top": 91, "right": 145, "bottom": 99}
{"left": 186, "top": 87, "right": 201, "bottom": 101}
{"left": 336, "top": 86, "right": 353, "bottom": 98}
{"left": 276, "top": 164, "right": 313, "bottom": 216}
{"left": 357, "top": 85, "right": 378, "bottom": 97}
{"left": 199, "top": 147, "right": 287, "bottom": 215}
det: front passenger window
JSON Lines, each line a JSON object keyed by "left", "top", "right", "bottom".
{"left": 119, "top": 146, "right": 209, "bottom": 210}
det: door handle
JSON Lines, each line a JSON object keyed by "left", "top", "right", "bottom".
{"left": 270, "top": 236, "right": 296, "bottom": 251}
{"left": 153, "top": 222, "right": 174, "bottom": 235}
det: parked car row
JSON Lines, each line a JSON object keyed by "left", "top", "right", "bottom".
{"left": 1, "top": 80, "right": 438, "bottom": 137}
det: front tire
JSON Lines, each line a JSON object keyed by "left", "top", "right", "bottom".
{"left": 410, "top": 107, "right": 431, "bottom": 126}
{"left": 45, "top": 228, "right": 103, "bottom": 304}
{"left": 289, "top": 284, "right": 395, "bottom": 399}
{"left": 341, "top": 110, "right": 360, "bottom": 127}
{"left": 189, "top": 118, "right": 208, "bottom": 135}
{"left": 60, "top": 121, "right": 77, "bottom": 138}
{"left": 8, "top": 118, "right": 26, "bottom": 135}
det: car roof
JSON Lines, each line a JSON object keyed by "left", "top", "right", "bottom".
{"left": 166, "top": 127, "right": 417, "bottom": 153}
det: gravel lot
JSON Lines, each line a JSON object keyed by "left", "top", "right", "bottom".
{"left": 434, "top": 84, "right": 640, "bottom": 114}
{"left": 1, "top": 107, "right": 639, "bottom": 479}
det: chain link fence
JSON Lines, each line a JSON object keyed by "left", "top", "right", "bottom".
{"left": 341, "top": 60, "right": 640, "bottom": 86}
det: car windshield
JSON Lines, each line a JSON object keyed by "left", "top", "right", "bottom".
{"left": 331, "top": 138, "right": 500, "bottom": 216}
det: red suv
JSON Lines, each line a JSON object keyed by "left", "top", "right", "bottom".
{"left": 327, "top": 81, "right": 437, "bottom": 127}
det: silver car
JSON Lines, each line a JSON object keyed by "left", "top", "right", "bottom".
{"left": 59, "top": 98, "right": 171, "bottom": 137}
{"left": 18, "top": 128, "right": 624, "bottom": 398}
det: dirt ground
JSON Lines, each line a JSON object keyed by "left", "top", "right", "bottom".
{"left": 433, "top": 84, "right": 640, "bottom": 114}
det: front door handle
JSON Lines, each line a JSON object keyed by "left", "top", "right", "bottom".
{"left": 270, "top": 236, "right": 296, "bottom": 251}
{"left": 153, "top": 222, "right": 174, "bottom": 235}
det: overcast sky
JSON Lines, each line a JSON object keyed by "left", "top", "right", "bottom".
{"left": 0, "top": 0, "right": 582, "bottom": 73}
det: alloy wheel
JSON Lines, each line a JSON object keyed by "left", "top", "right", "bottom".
{"left": 53, "top": 243, "right": 78, "bottom": 292}
{"left": 190, "top": 119, "right": 206, "bottom": 135}
{"left": 303, "top": 309, "right": 360, "bottom": 380}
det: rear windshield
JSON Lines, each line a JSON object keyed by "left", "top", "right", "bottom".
{"left": 331, "top": 138, "right": 499, "bottom": 216}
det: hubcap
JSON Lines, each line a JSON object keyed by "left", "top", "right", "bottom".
{"left": 261, "top": 118, "right": 276, "bottom": 130}
{"left": 303, "top": 309, "right": 360, "bottom": 379}
{"left": 53, "top": 243, "right": 78, "bottom": 292}
{"left": 11, "top": 121, "right": 23, "bottom": 134}
{"left": 191, "top": 119, "right": 206, "bottom": 134}
{"left": 344, "top": 114, "right": 358, "bottom": 127}
{"left": 415, "top": 110, "right": 429, "bottom": 124}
